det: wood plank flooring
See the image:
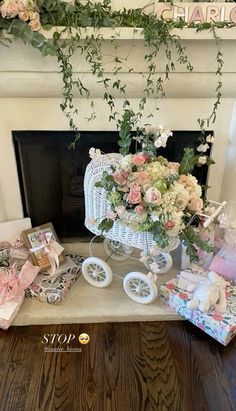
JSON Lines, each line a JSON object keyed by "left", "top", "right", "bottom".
{"left": 0, "top": 321, "right": 235, "bottom": 411}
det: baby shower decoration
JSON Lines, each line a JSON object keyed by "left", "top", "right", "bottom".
{"left": 0, "top": 0, "right": 232, "bottom": 142}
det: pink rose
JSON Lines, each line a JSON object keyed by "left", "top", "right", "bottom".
{"left": 137, "top": 171, "right": 150, "bottom": 184}
{"left": 17, "top": 1, "right": 26, "bottom": 12}
{"left": 19, "top": 11, "right": 29, "bottom": 22}
{"left": 135, "top": 205, "right": 144, "bottom": 214}
{"left": 0, "top": 2, "right": 19, "bottom": 18}
{"left": 164, "top": 220, "right": 175, "bottom": 230}
{"left": 178, "top": 174, "right": 194, "bottom": 188}
{"left": 106, "top": 211, "right": 117, "bottom": 221}
{"left": 29, "top": 12, "right": 40, "bottom": 21}
{"left": 127, "top": 187, "right": 141, "bottom": 205}
{"left": 144, "top": 187, "right": 161, "bottom": 205}
{"left": 167, "top": 162, "right": 180, "bottom": 173}
{"left": 29, "top": 19, "right": 41, "bottom": 32}
{"left": 188, "top": 197, "right": 203, "bottom": 213}
{"left": 112, "top": 171, "right": 128, "bottom": 186}
{"left": 132, "top": 153, "right": 148, "bottom": 166}
{"left": 128, "top": 171, "right": 150, "bottom": 188}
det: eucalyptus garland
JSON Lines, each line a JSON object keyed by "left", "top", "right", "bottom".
{"left": 0, "top": 0, "right": 232, "bottom": 164}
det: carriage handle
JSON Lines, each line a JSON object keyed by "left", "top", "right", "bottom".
{"left": 186, "top": 200, "right": 227, "bottom": 229}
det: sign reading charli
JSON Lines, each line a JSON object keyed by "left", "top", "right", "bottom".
{"left": 154, "top": 2, "right": 236, "bottom": 24}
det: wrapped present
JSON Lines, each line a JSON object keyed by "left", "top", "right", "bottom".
{"left": 22, "top": 223, "right": 65, "bottom": 274}
{"left": 0, "top": 261, "right": 40, "bottom": 330}
{"left": 160, "top": 277, "right": 236, "bottom": 346}
{"left": 0, "top": 236, "right": 29, "bottom": 270}
{"left": 0, "top": 250, "right": 9, "bottom": 268}
{"left": 25, "top": 254, "right": 84, "bottom": 304}
{"left": 209, "top": 245, "right": 236, "bottom": 284}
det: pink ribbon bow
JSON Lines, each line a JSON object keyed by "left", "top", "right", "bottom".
{"left": 38, "top": 232, "right": 60, "bottom": 275}
{"left": 0, "top": 261, "right": 40, "bottom": 305}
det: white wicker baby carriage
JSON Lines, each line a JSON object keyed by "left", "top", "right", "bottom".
{"left": 82, "top": 153, "right": 226, "bottom": 304}
{"left": 81, "top": 153, "right": 180, "bottom": 304}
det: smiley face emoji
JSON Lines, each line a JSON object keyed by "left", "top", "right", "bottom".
{"left": 78, "top": 333, "right": 90, "bottom": 345}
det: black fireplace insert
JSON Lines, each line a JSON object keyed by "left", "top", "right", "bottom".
{"left": 13, "top": 130, "right": 211, "bottom": 240}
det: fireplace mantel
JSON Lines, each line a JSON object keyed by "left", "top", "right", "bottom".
{"left": 39, "top": 26, "right": 236, "bottom": 41}
{"left": 0, "top": 14, "right": 236, "bottom": 222}
{"left": 1, "top": 27, "right": 236, "bottom": 99}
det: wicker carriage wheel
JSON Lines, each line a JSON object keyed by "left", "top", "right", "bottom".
{"left": 82, "top": 257, "right": 113, "bottom": 288}
{"left": 145, "top": 252, "right": 173, "bottom": 274}
{"left": 123, "top": 272, "right": 158, "bottom": 304}
{"left": 103, "top": 238, "right": 133, "bottom": 261}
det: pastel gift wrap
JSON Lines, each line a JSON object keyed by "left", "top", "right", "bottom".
{"left": 160, "top": 278, "right": 236, "bottom": 346}
{"left": 0, "top": 236, "right": 29, "bottom": 270}
{"left": 209, "top": 245, "right": 236, "bottom": 283}
{"left": 25, "top": 254, "right": 83, "bottom": 304}
{"left": 0, "top": 261, "right": 40, "bottom": 330}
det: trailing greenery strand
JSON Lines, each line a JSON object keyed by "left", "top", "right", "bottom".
{"left": 0, "top": 0, "right": 229, "bottom": 147}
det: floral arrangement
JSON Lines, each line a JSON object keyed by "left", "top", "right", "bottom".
{"left": 0, "top": 0, "right": 41, "bottom": 31}
{"left": 90, "top": 127, "right": 213, "bottom": 261}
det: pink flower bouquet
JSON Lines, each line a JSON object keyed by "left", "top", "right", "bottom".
{"left": 0, "top": 1, "right": 41, "bottom": 31}
{"left": 92, "top": 126, "right": 213, "bottom": 261}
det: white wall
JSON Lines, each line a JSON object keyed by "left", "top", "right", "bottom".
{"left": 221, "top": 101, "right": 236, "bottom": 202}
{"left": 0, "top": 97, "right": 234, "bottom": 223}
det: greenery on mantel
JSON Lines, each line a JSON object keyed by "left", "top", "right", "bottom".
{"left": 0, "top": 0, "right": 234, "bottom": 154}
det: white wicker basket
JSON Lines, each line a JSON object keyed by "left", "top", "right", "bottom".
{"left": 84, "top": 154, "right": 179, "bottom": 253}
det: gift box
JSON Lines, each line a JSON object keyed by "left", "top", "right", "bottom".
{"left": 0, "top": 261, "right": 40, "bottom": 330}
{"left": 160, "top": 278, "right": 236, "bottom": 346}
{"left": 22, "top": 223, "right": 65, "bottom": 273}
{"left": 25, "top": 254, "right": 84, "bottom": 304}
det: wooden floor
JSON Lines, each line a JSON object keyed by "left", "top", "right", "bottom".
{"left": 0, "top": 322, "right": 235, "bottom": 411}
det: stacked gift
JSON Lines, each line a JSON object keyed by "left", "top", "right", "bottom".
{"left": 160, "top": 272, "right": 236, "bottom": 346}
{"left": 25, "top": 254, "right": 83, "bottom": 304}
{"left": 0, "top": 220, "right": 84, "bottom": 328}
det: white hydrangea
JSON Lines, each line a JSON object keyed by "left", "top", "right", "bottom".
{"left": 89, "top": 147, "right": 102, "bottom": 160}
{"left": 119, "top": 154, "right": 133, "bottom": 172}
{"left": 172, "top": 183, "right": 190, "bottom": 210}
{"left": 197, "top": 143, "right": 209, "bottom": 153}
{"left": 206, "top": 135, "right": 215, "bottom": 144}
{"left": 198, "top": 156, "right": 207, "bottom": 165}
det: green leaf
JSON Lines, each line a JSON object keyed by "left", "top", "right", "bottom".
{"left": 53, "top": 32, "right": 60, "bottom": 41}
{"left": 42, "top": 24, "right": 54, "bottom": 31}
{"left": 98, "top": 218, "right": 114, "bottom": 232}
{"left": 179, "top": 148, "right": 196, "bottom": 175}
{"left": 180, "top": 226, "right": 213, "bottom": 263}
{"left": 151, "top": 221, "right": 169, "bottom": 249}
